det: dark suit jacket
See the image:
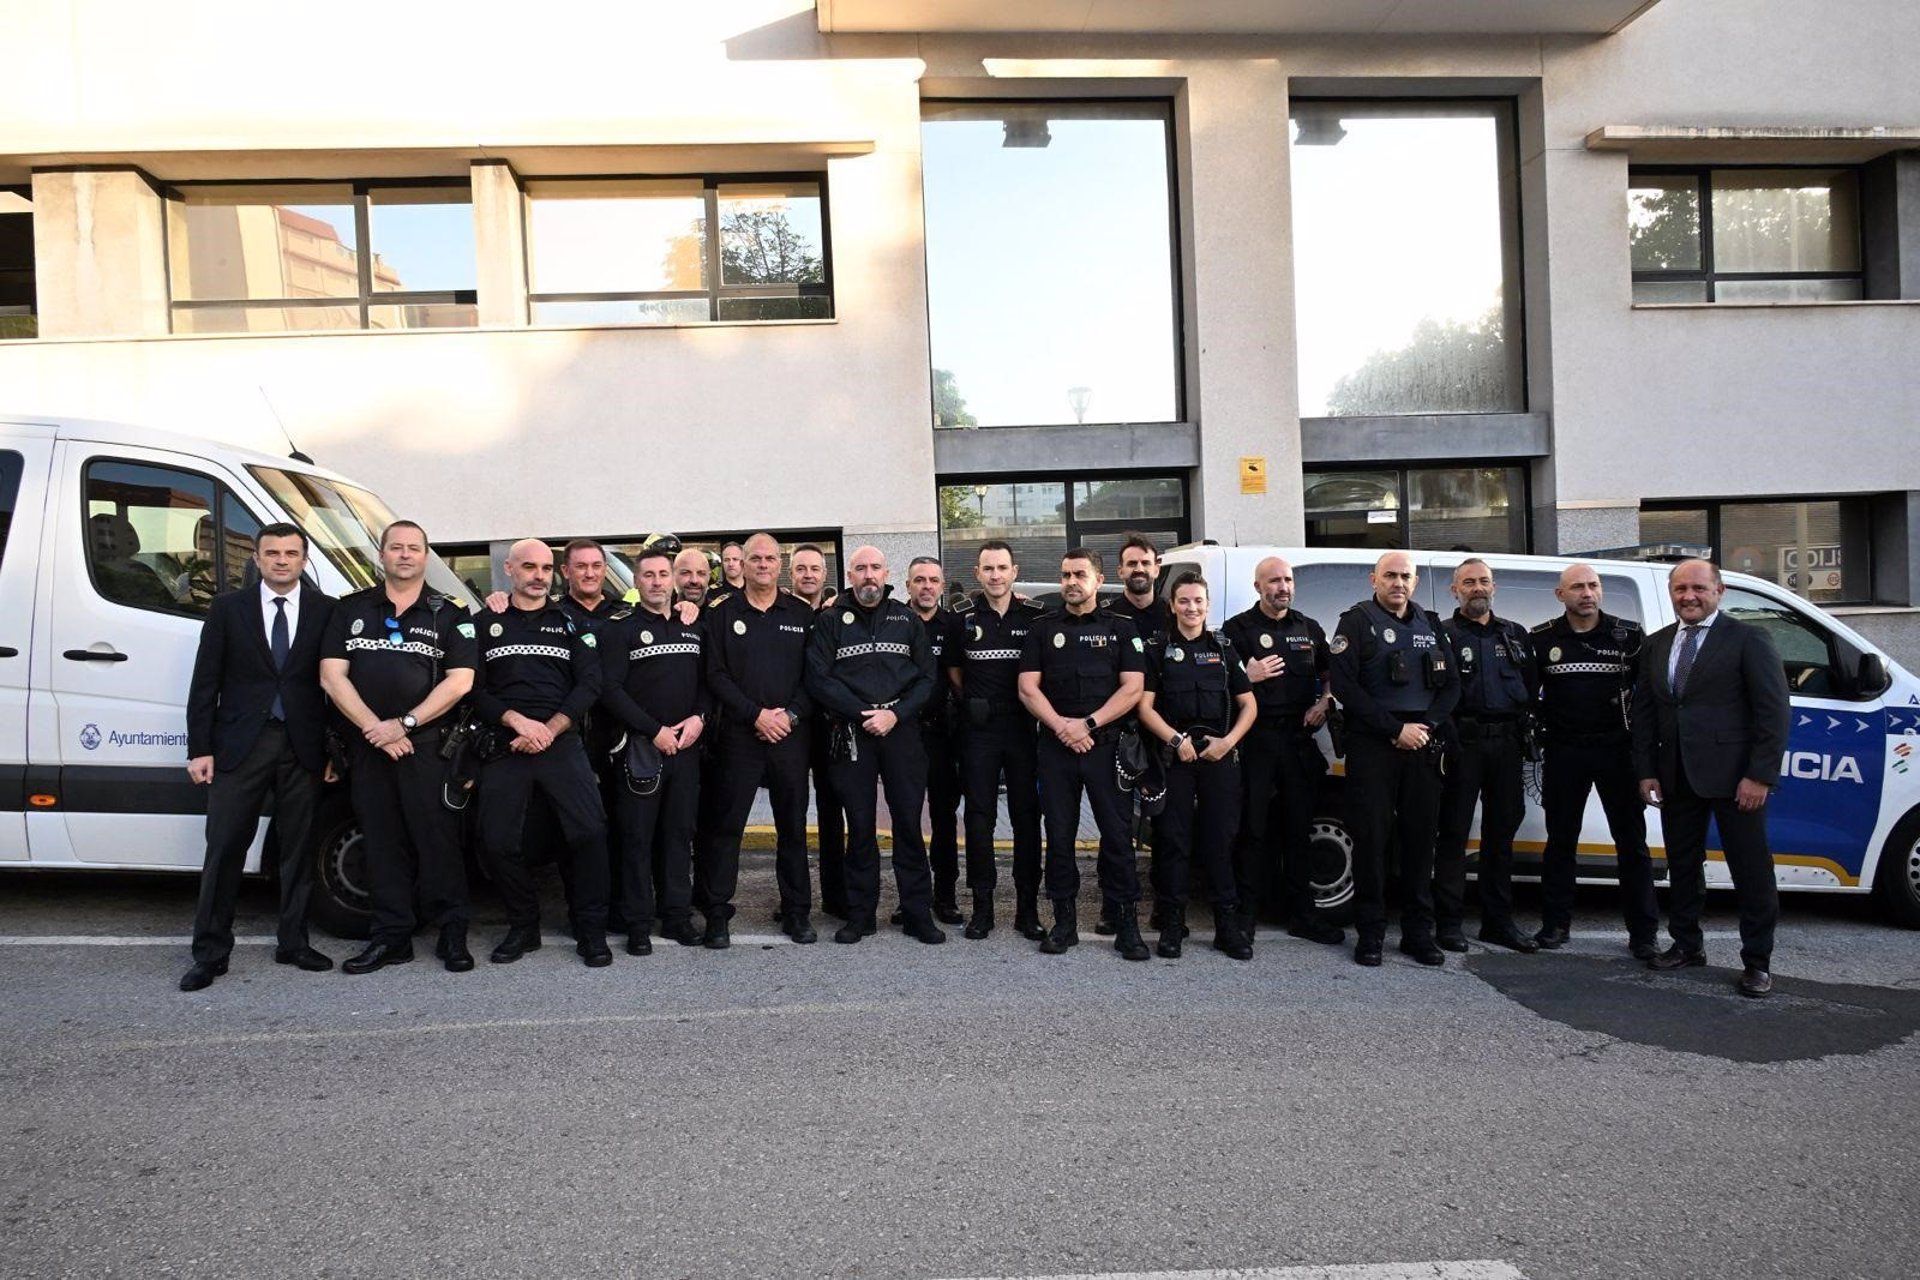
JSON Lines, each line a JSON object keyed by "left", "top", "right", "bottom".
{"left": 186, "top": 585, "right": 337, "bottom": 773}
{"left": 1631, "top": 612, "right": 1791, "bottom": 799}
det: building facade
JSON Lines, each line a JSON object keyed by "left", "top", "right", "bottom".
{"left": 2, "top": 0, "right": 1917, "bottom": 649}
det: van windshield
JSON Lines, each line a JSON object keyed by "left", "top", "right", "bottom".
{"left": 248, "top": 466, "right": 475, "bottom": 606}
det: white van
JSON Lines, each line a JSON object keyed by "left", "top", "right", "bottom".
{"left": 1155, "top": 544, "right": 1920, "bottom": 929}
{"left": 0, "top": 414, "right": 473, "bottom": 936}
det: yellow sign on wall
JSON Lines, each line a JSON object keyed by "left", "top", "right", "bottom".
{"left": 1239, "top": 456, "right": 1268, "bottom": 495}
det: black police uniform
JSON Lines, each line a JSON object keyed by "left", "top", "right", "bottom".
{"left": 1532, "top": 610, "right": 1660, "bottom": 946}
{"left": 600, "top": 603, "right": 708, "bottom": 943}
{"left": 1102, "top": 594, "right": 1174, "bottom": 921}
{"left": 1221, "top": 604, "right": 1331, "bottom": 928}
{"left": 1019, "top": 609, "right": 1147, "bottom": 921}
{"left": 798, "top": 590, "right": 850, "bottom": 915}
{"left": 470, "top": 600, "right": 610, "bottom": 946}
{"left": 1434, "top": 609, "right": 1539, "bottom": 942}
{"left": 1147, "top": 627, "right": 1253, "bottom": 931}
{"left": 703, "top": 588, "right": 816, "bottom": 926}
{"left": 1328, "top": 597, "right": 1459, "bottom": 955}
{"left": 558, "top": 593, "right": 628, "bottom": 929}
{"left": 320, "top": 586, "right": 477, "bottom": 949}
{"left": 917, "top": 604, "right": 964, "bottom": 914}
{"left": 953, "top": 594, "right": 1046, "bottom": 922}
{"left": 807, "top": 589, "right": 939, "bottom": 933}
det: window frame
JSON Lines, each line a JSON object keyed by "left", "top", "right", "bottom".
{"left": 1641, "top": 494, "right": 1875, "bottom": 605}
{"left": 162, "top": 177, "right": 478, "bottom": 332}
{"left": 933, "top": 468, "right": 1192, "bottom": 592}
{"left": 81, "top": 456, "right": 262, "bottom": 619}
{"left": 1302, "top": 462, "right": 1533, "bottom": 554}
{"left": 1628, "top": 163, "right": 1866, "bottom": 303}
{"left": 523, "top": 171, "right": 834, "bottom": 325}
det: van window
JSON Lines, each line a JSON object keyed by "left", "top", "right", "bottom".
{"left": 250, "top": 465, "right": 471, "bottom": 602}
{"left": 84, "top": 460, "right": 259, "bottom": 617}
{"left": 1292, "top": 562, "right": 1376, "bottom": 629}
{"left": 0, "top": 450, "right": 22, "bottom": 566}
{"left": 1720, "top": 584, "right": 1839, "bottom": 697}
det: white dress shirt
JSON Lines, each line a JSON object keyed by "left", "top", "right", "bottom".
{"left": 260, "top": 580, "right": 302, "bottom": 649}
{"left": 1668, "top": 608, "right": 1718, "bottom": 684}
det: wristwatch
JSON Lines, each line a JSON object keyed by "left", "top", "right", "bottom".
{"left": 1084, "top": 715, "right": 1099, "bottom": 732}
{"left": 400, "top": 713, "right": 418, "bottom": 732}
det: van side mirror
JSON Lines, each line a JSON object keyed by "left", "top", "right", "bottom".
{"left": 1858, "top": 652, "right": 1889, "bottom": 697}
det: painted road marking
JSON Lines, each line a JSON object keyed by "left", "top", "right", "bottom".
{"left": 935, "top": 1263, "right": 1529, "bottom": 1280}
{"left": 0, "top": 933, "right": 794, "bottom": 947}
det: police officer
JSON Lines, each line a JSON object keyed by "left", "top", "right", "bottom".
{"left": 704, "top": 533, "right": 817, "bottom": 946}
{"left": 951, "top": 540, "right": 1047, "bottom": 941}
{"left": 1101, "top": 532, "right": 1175, "bottom": 935}
{"left": 720, "top": 541, "right": 747, "bottom": 593}
{"left": 1136, "top": 571, "right": 1258, "bottom": 961}
{"left": 1434, "top": 559, "right": 1540, "bottom": 954}
{"left": 1532, "top": 562, "right": 1660, "bottom": 957}
{"left": 1328, "top": 551, "right": 1458, "bottom": 968}
{"left": 791, "top": 543, "right": 848, "bottom": 918}
{"left": 674, "top": 547, "right": 715, "bottom": 608}
{"left": 472, "top": 538, "right": 611, "bottom": 967}
{"left": 319, "top": 520, "right": 478, "bottom": 974}
{"left": 600, "top": 546, "right": 709, "bottom": 954}
{"left": 1019, "top": 547, "right": 1149, "bottom": 961}
{"left": 1221, "top": 555, "right": 1342, "bottom": 947}
{"left": 807, "top": 546, "right": 944, "bottom": 945}
{"left": 906, "top": 555, "right": 965, "bottom": 925}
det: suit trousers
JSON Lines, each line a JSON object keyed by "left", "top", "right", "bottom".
{"left": 1661, "top": 765, "right": 1778, "bottom": 968}
{"left": 191, "top": 722, "right": 321, "bottom": 964}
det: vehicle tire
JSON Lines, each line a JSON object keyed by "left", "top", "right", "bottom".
{"left": 306, "top": 798, "right": 374, "bottom": 941}
{"left": 1306, "top": 811, "right": 1357, "bottom": 927}
{"left": 1871, "top": 810, "right": 1920, "bottom": 929}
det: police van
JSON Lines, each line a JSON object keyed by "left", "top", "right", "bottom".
{"left": 1156, "top": 544, "right": 1920, "bottom": 929}
{"left": 0, "top": 414, "right": 474, "bottom": 937}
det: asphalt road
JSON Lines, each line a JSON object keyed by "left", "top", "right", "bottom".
{"left": 3, "top": 861, "right": 1917, "bottom": 1280}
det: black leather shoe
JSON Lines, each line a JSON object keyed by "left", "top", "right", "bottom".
{"left": 1648, "top": 943, "right": 1707, "bottom": 970}
{"left": 342, "top": 941, "right": 414, "bottom": 975}
{"left": 1737, "top": 966, "right": 1773, "bottom": 998}
{"left": 1286, "top": 917, "right": 1345, "bottom": 946}
{"left": 489, "top": 925, "right": 543, "bottom": 964}
{"left": 1533, "top": 926, "right": 1571, "bottom": 950}
{"left": 1113, "top": 912, "right": 1150, "bottom": 962}
{"left": 1014, "top": 899, "right": 1047, "bottom": 942}
{"left": 665, "top": 920, "right": 705, "bottom": 947}
{"left": 932, "top": 898, "right": 965, "bottom": 926}
{"left": 178, "top": 959, "right": 227, "bottom": 992}
{"left": 1437, "top": 931, "right": 1470, "bottom": 953}
{"left": 833, "top": 917, "right": 876, "bottom": 945}
{"left": 1040, "top": 900, "right": 1079, "bottom": 954}
{"left": 1213, "top": 913, "right": 1253, "bottom": 962}
{"left": 1353, "top": 939, "right": 1383, "bottom": 967}
{"left": 1477, "top": 925, "right": 1539, "bottom": 954}
{"left": 782, "top": 913, "right": 818, "bottom": 945}
{"left": 274, "top": 947, "right": 334, "bottom": 972}
{"left": 704, "top": 918, "right": 731, "bottom": 950}
{"left": 902, "top": 913, "right": 947, "bottom": 945}
{"left": 1156, "top": 926, "right": 1183, "bottom": 959}
{"left": 963, "top": 897, "right": 993, "bottom": 940}
{"left": 1629, "top": 938, "right": 1660, "bottom": 962}
{"left": 626, "top": 934, "right": 653, "bottom": 956}
{"left": 436, "top": 925, "right": 475, "bottom": 972}
{"left": 577, "top": 937, "right": 613, "bottom": 967}
{"left": 1399, "top": 938, "right": 1446, "bottom": 966}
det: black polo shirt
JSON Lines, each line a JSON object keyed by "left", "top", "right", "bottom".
{"left": 320, "top": 586, "right": 477, "bottom": 722}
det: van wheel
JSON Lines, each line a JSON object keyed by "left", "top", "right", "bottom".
{"left": 1872, "top": 812, "right": 1920, "bottom": 929}
{"left": 307, "top": 805, "right": 373, "bottom": 941}
{"left": 1306, "top": 814, "right": 1357, "bottom": 927}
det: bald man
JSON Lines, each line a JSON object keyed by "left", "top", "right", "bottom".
{"left": 1328, "top": 551, "right": 1459, "bottom": 968}
{"left": 470, "top": 538, "right": 612, "bottom": 967}
{"left": 674, "top": 548, "right": 714, "bottom": 609}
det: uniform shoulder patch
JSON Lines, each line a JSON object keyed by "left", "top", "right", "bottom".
{"left": 456, "top": 622, "right": 475, "bottom": 639}
{"left": 582, "top": 632, "right": 597, "bottom": 648}
{"left": 1131, "top": 636, "right": 1144, "bottom": 652}
{"left": 1329, "top": 634, "right": 1350, "bottom": 655}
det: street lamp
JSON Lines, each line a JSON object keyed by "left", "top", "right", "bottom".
{"left": 1067, "top": 386, "right": 1092, "bottom": 424}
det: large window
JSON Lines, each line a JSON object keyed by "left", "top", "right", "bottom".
{"left": 0, "top": 194, "right": 32, "bottom": 339}
{"left": 1629, "top": 167, "right": 1863, "bottom": 303}
{"left": 937, "top": 474, "right": 1189, "bottom": 598}
{"left": 83, "top": 460, "right": 260, "bottom": 616}
{"left": 1304, "top": 465, "right": 1528, "bottom": 553}
{"left": 526, "top": 177, "right": 831, "bottom": 326}
{"left": 922, "top": 101, "right": 1181, "bottom": 429}
{"left": 165, "top": 182, "right": 477, "bottom": 334}
{"left": 1641, "top": 497, "right": 1872, "bottom": 604}
{"left": 1289, "top": 100, "right": 1524, "bottom": 417}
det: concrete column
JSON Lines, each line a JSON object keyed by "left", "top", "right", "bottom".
{"left": 31, "top": 168, "right": 168, "bottom": 338}
{"left": 1185, "top": 63, "right": 1306, "bottom": 547}
{"left": 471, "top": 160, "right": 528, "bottom": 326}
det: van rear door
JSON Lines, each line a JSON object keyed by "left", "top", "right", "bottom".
{"left": 37, "top": 439, "right": 267, "bottom": 868}
{"left": 0, "top": 427, "right": 54, "bottom": 862}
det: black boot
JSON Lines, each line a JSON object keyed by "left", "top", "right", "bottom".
{"left": 1093, "top": 901, "right": 1120, "bottom": 936}
{"left": 1014, "top": 894, "right": 1046, "bottom": 941}
{"left": 1040, "top": 899, "right": 1079, "bottom": 954}
{"left": 963, "top": 894, "right": 994, "bottom": 940}
{"left": 576, "top": 934, "right": 613, "bottom": 967}
{"left": 1156, "top": 905, "right": 1184, "bottom": 959}
{"left": 1113, "top": 909, "right": 1150, "bottom": 962}
{"left": 1213, "top": 907, "right": 1253, "bottom": 961}
{"left": 932, "top": 888, "right": 964, "bottom": 926}
{"left": 436, "top": 924, "right": 474, "bottom": 973}
{"left": 489, "top": 924, "right": 542, "bottom": 965}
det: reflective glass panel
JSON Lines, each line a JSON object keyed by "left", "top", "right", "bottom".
{"left": 1290, "top": 102, "right": 1523, "bottom": 417}
{"left": 1628, "top": 175, "right": 1701, "bottom": 271}
{"left": 1071, "top": 477, "right": 1185, "bottom": 521}
{"left": 718, "top": 183, "right": 824, "bottom": 287}
{"left": 531, "top": 298, "right": 710, "bottom": 327}
{"left": 715, "top": 295, "right": 831, "bottom": 322}
{"left": 367, "top": 188, "right": 476, "bottom": 292}
{"left": 1711, "top": 169, "right": 1860, "bottom": 274}
{"left": 1714, "top": 277, "right": 1863, "bottom": 303}
{"left": 1408, "top": 466, "right": 1524, "bottom": 553}
{"left": 171, "top": 304, "right": 362, "bottom": 334}
{"left": 527, "top": 180, "right": 709, "bottom": 295}
{"left": 1720, "top": 499, "right": 1860, "bottom": 603}
{"left": 168, "top": 185, "right": 358, "bottom": 302}
{"left": 367, "top": 302, "right": 479, "bottom": 330}
{"left": 938, "top": 481, "right": 1069, "bottom": 589}
{"left": 922, "top": 102, "right": 1180, "bottom": 428}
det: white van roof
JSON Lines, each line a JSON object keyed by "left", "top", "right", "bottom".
{"left": 0, "top": 412, "right": 352, "bottom": 484}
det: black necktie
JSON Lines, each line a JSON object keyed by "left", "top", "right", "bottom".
{"left": 271, "top": 596, "right": 290, "bottom": 720}
{"left": 1672, "top": 624, "right": 1700, "bottom": 697}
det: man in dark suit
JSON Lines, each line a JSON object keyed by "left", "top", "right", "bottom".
{"left": 179, "top": 523, "right": 338, "bottom": 991}
{"left": 1632, "top": 558, "right": 1791, "bottom": 997}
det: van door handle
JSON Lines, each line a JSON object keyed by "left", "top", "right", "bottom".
{"left": 63, "top": 648, "right": 130, "bottom": 663}
{"left": 0, "top": 647, "right": 16, "bottom": 657}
